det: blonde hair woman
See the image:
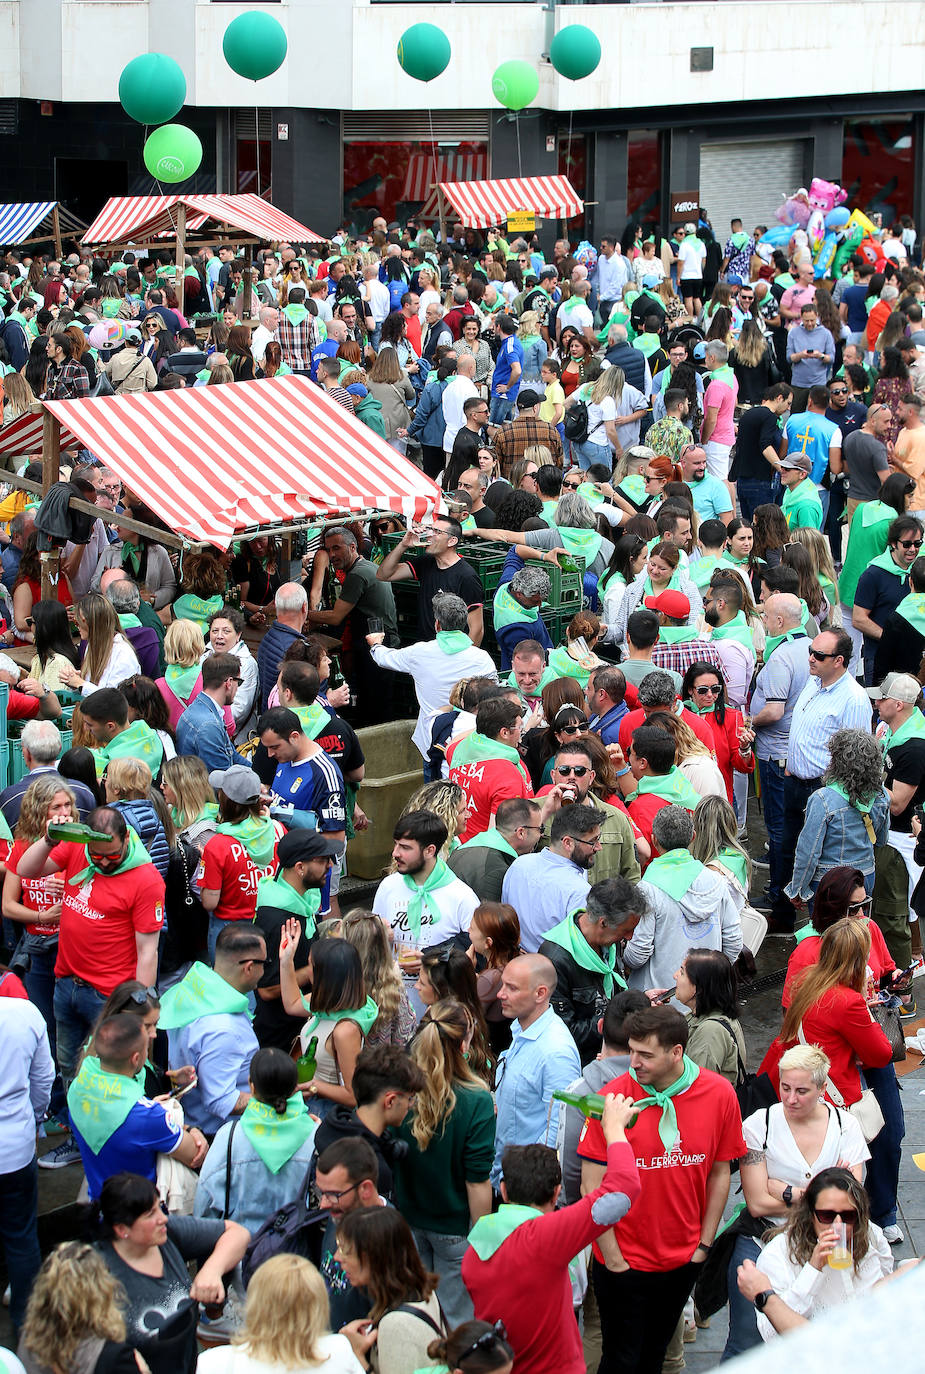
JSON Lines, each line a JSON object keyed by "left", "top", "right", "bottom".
{"left": 416, "top": 264, "right": 441, "bottom": 323}
{"left": 341, "top": 908, "right": 416, "bottom": 1046}
{"left": 788, "top": 526, "right": 842, "bottom": 627}
{"left": 517, "top": 309, "right": 548, "bottom": 383}
{"left": 2, "top": 372, "right": 36, "bottom": 426}
{"left": 58, "top": 592, "right": 140, "bottom": 696}
{"left": 155, "top": 618, "right": 206, "bottom": 728}
{"left": 18, "top": 1241, "right": 148, "bottom": 1374}
{"left": 401, "top": 780, "right": 468, "bottom": 857}
{"left": 392, "top": 998, "right": 495, "bottom": 1326}
{"left": 160, "top": 754, "right": 218, "bottom": 848}
{"left": 645, "top": 710, "right": 727, "bottom": 798}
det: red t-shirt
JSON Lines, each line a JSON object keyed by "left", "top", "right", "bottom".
{"left": 446, "top": 741, "right": 533, "bottom": 842}
{"left": 618, "top": 706, "right": 715, "bottom": 756}
{"left": 50, "top": 842, "right": 166, "bottom": 995}
{"left": 198, "top": 824, "right": 284, "bottom": 922}
{"left": 0, "top": 969, "right": 28, "bottom": 998}
{"left": 9, "top": 837, "right": 64, "bottom": 936}
{"left": 783, "top": 920, "right": 895, "bottom": 1008}
{"left": 577, "top": 1068, "right": 745, "bottom": 1271}
{"left": 626, "top": 792, "right": 670, "bottom": 859}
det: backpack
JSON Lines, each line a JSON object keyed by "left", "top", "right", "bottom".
{"left": 241, "top": 1154, "right": 327, "bottom": 1287}
{"left": 563, "top": 400, "right": 590, "bottom": 443}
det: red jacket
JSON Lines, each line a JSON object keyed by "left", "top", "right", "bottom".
{"left": 697, "top": 707, "right": 754, "bottom": 803}
{"left": 462, "top": 1141, "right": 640, "bottom": 1374}
{"left": 618, "top": 706, "right": 714, "bottom": 756}
{"left": 760, "top": 984, "right": 893, "bottom": 1105}
{"left": 783, "top": 921, "right": 895, "bottom": 1008}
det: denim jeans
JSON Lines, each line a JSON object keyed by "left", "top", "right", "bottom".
{"left": 489, "top": 394, "right": 514, "bottom": 425}
{"left": 573, "top": 437, "right": 613, "bottom": 472}
{"left": 208, "top": 913, "right": 232, "bottom": 964}
{"left": 0, "top": 1156, "right": 42, "bottom": 1335}
{"left": 411, "top": 1227, "right": 473, "bottom": 1326}
{"left": 720, "top": 1235, "right": 762, "bottom": 1361}
{"left": 776, "top": 772, "right": 823, "bottom": 925}
{"left": 757, "top": 757, "right": 786, "bottom": 901}
{"left": 54, "top": 975, "right": 107, "bottom": 1130}
{"left": 864, "top": 1062, "right": 905, "bottom": 1228}
{"left": 23, "top": 935, "right": 66, "bottom": 1118}
{"left": 737, "top": 479, "right": 775, "bottom": 522}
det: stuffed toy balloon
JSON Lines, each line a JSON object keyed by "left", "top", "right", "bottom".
{"left": 119, "top": 53, "right": 186, "bottom": 125}
{"left": 491, "top": 60, "right": 539, "bottom": 111}
{"left": 814, "top": 233, "right": 838, "bottom": 278}
{"left": 825, "top": 206, "right": 850, "bottom": 230}
{"left": 397, "top": 24, "right": 451, "bottom": 82}
{"left": 143, "top": 124, "right": 202, "bottom": 184}
{"left": 549, "top": 26, "right": 601, "bottom": 81}
{"left": 223, "top": 12, "right": 288, "bottom": 81}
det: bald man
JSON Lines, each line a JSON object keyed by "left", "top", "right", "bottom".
{"left": 491, "top": 953, "right": 581, "bottom": 1185}
{"left": 751, "top": 592, "right": 811, "bottom": 916}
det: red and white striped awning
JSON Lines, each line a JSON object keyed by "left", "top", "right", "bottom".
{"left": 25, "top": 377, "right": 439, "bottom": 547}
{"left": 439, "top": 175, "right": 583, "bottom": 229}
{"left": 401, "top": 151, "right": 488, "bottom": 204}
{"left": 0, "top": 411, "right": 81, "bottom": 462}
{"left": 83, "top": 194, "right": 323, "bottom": 247}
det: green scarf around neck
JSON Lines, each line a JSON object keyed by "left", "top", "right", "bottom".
{"left": 120, "top": 543, "right": 143, "bottom": 577}
{"left": 95, "top": 718, "right": 164, "bottom": 781}
{"left": 294, "top": 702, "right": 330, "bottom": 742}
{"left": 708, "top": 364, "right": 737, "bottom": 390}
{"left": 399, "top": 857, "right": 458, "bottom": 939}
{"left": 164, "top": 662, "right": 201, "bottom": 704}
{"left": 884, "top": 707, "right": 925, "bottom": 753}
{"left": 709, "top": 610, "right": 754, "bottom": 654}
{"left": 68, "top": 827, "right": 153, "bottom": 887}
{"left": 436, "top": 629, "right": 474, "bottom": 654}
{"left": 543, "top": 910, "right": 625, "bottom": 997}
{"left": 659, "top": 625, "right": 698, "bottom": 645}
{"left": 642, "top": 847, "right": 705, "bottom": 901}
{"left": 172, "top": 800, "right": 219, "bottom": 832}
{"left": 67, "top": 1056, "right": 144, "bottom": 1153}
{"left": 452, "top": 731, "right": 521, "bottom": 769}
{"left": 690, "top": 554, "right": 721, "bottom": 591}
{"left": 629, "top": 1055, "right": 700, "bottom": 1154}
{"left": 547, "top": 644, "right": 598, "bottom": 684}
{"left": 763, "top": 628, "right": 807, "bottom": 660}
{"left": 459, "top": 828, "right": 518, "bottom": 861}
{"left": 298, "top": 993, "right": 379, "bottom": 1039}
{"left": 241, "top": 1092, "right": 316, "bottom": 1173}
{"left": 173, "top": 592, "right": 225, "bottom": 631}
{"left": 893, "top": 592, "right": 925, "bottom": 638}
{"left": 627, "top": 767, "right": 700, "bottom": 811}
{"left": 493, "top": 582, "right": 539, "bottom": 632}
{"left": 619, "top": 473, "right": 647, "bottom": 504}
{"left": 869, "top": 549, "right": 909, "bottom": 580}
{"left": 716, "top": 846, "right": 748, "bottom": 890}
{"left": 215, "top": 813, "right": 278, "bottom": 867}
{"left": 826, "top": 780, "right": 876, "bottom": 815}
{"left": 554, "top": 524, "right": 602, "bottom": 566}
{"left": 256, "top": 871, "right": 321, "bottom": 938}
{"left": 159, "top": 961, "right": 251, "bottom": 1030}
{"left": 468, "top": 1204, "right": 542, "bottom": 1260}
{"left": 683, "top": 698, "right": 714, "bottom": 716}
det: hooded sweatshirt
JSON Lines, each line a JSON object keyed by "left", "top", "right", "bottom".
{"left": 559, "top": 1053, "right": 631, "bottom": 1205}
{"left": 313, "top": 1104, "right": 396, "bottom": 1198}
{"left": 624, "top": 866, "right": 743, "bottom": 993}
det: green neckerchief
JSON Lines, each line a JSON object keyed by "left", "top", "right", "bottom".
{"left": 729, "top": 231, "right": 750, "bottom": 250}
{"left": 643, "top": 571, "right": 683, "bottom": 599}
{"left": 577, "top": 483, "right": 605, "bottom": 509}
{"left": 256, "top": 871, "right": 321, "bottom": 938}
{"left": 827, "top": 780, "right": 876, "bottom": 815}
{"left": 884, "top": 707, "right": 925, "bottom": 753}
{"left": 68, "top": 827, "right": 153, "bottom": 887}
{"left": 716, "top": 551, "right": 750, "bottom": 571}
{"left": 690, "top": 554, "right": 722, "bottom": 591}
{"left": 709, "top": 611, "right": 755, "bottom": 654}
{"left": 459, "top": 828, "right": 518, "bottom": 861}
{"left": 627, "top": 767, "right": 700, "bottom": 811}
{"left": 294, "top": 702, "right": 329, "bottom": 742}
{"left": 121, "top": 544, "right": 142, "bottom": 577}
{"left": 400, "top": 858, "right": 458, "bottom": 939}
{"left": 298, "top": 993, "right": 379, "bottom": 1038}
{"left": 436, "top": 630, "right": 473, "bottom": 654}
{"left": 95, "top": 718, "right": 164, "bottom": 781}
{"left": 869, "top": 550, "right": 908, "bottom": 580}
{"left": 493, "top": 582, "right": 539, "bottom": 631}
{"left": 659, "top": 625, "right": 698, "bottom": 645}
{"left": 67, "top": 1056, "right": 145, "bottom": 1153}
{"left": 794, "top": 922, "right": 818, "bottom": 946}
{"left": 215, "top": 813, "right": 278, "bottom": 867}
{"left": 519, "top": 332, "right": 541, "bottom": 347}
{"left": 708, "top": 365, "right": 736, "bottom": 390}
{"left": 861, "top": 500, "right": 894, "bottom": 530}
{"left": 619, "top": 474, "right": 647, "bottom": 504}
{"left": 504, "top": 665, "right": 556, "bottom": 700}
{"left": 117, "top": 613, "right": 142, "bottom": 631}
{"left": 716, "top": 846, "right": 748, "bottom": 890}
{"left": 629, "top": 1055, "right": 700, "bottom": 1154}
{"left": 461, "top": 515, "right": 477, "bottom": 534}
{"left": 642, "top": 847, "right": 705, "bottom": 901}
{"left": 164, "top": 662, "right": 201, "bottom": 703}
{"left": 543, "top": 910, "right": 624, "bottom": 998}
{"left": 683, "top": 698, "right": 714, "bottom": 716}
{"left": 0, "top": 810, "right": 11, "bottom": 844}
{"left": 159, "top": 961, "right": 251, "bottom": 1030}
{"left": 172, "top": 800, "right": 219, "bottom": 831}
{"left": 799, "top": 599, "right": 812, "bottom": 630}
{"left": 764, "top": 628, "right": 807, "bottom": 660}
{"left": 547, "top": 644, "right": 597, "bottom": 684}
{"left": 893, "top": 593, "right": 925, "bottom": 638}
{"left": 553, "top": 524, "right": 602, "bottom": 565}
{"left": 173, "top": 592, "right": 225, "bottom": 631}
{"left": 598, "top": 568, "right": 625, "bottom": 595}
{"left": 468, "top": 1204, "right": 542, "bottom": 1261}
{"left": 452, "top": 731, "right": 521, "bottom": 769}
{"left": 282, "top": 302, "right": 309, "bottom": 325}
{"left": 241, "top": 1092, "right": 315, "bottom": 1174}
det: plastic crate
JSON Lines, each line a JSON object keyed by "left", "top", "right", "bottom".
{"left": 0, "top": 740, "right": 8, "bottom": 789}
{"left": 9, "top": 724, "right": 72, "bottom": 786}
{"left": 0, "top": 682, "right": 8, "bottom": 742}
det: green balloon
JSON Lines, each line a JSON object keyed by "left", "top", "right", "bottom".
{"left": 550, "top": 26, "right": 601, "bottom": 81}
{"left": 223, "top": 12, "right": 288, "bottom": 81}
{"left": 119, "top": 53, "right": 187, "bottom": 125}
{"left": 397, "top": 23, "right": 451, "bottom": 82}
{"left": 143, "top": 124, "right": 203, "bottom": 185}
{"left": 491, "top": 60, "right": 539, "bottom": 112}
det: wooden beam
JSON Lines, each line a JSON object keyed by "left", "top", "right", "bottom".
{"left": 51, "top": 205, "right": 62, "bottom": 259}
{"left": 242, "top": 243, "right": 253, "bottom": 322}
{"left": 437, "top": 186, "right": 448, "bottom": 249}
{"left": 3, "top": 469, "right": 189, "bottom": 551}
{"left": 174, "top": 203, "right": 187, "bottom": 303}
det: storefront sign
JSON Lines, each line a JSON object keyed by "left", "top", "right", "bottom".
{"left": 507, "top": 210, "right": 536, "bottom": 233}
{"left": 669, "top": 191, "right": 700, "bottom": 223}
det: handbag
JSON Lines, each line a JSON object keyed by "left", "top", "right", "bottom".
{"left": 713, "top": 1017, "right": 779, "bottom": 1120}
{"left": 869, "top": 1001, "right": 907, "bottom": 1064}
{"left": 798, "top": 1023, "right": 885, "bottom": 1141}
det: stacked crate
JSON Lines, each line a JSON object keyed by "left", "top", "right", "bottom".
{"left": 6, "top": 689, "right": 77, "bottom": 787}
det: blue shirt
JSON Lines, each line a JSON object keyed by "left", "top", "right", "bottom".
{"left": 786, "top": 670, "right": 872, "bottom": 780}
{"left": 501, "top": 849, "right": 590, "bottom": 952}
{"left": 688, "top": 473, "right": 733, "bottom": 521}
{"left": 272, "top": 751, "right": 346, "bottom": 833}
{"left": 782, "top": 411, "right": 842, "bottom": 485}
{"left": 588, "top": 701, "right": 629, "bottom": 747}
{"left": 841, "top": 283, "right": 870, "bottom": 333}
{"left": 168, "top": 1010, "right": 258, "bottom": 1136}
{"left": 1, "top": 543, "right": 22, "bottom": 588}
{"left": 74, "top": 1097, "right": 181, "bottom": 1201}
{"left": 751, "top": 635, "right": 811, "bottom": 761}
{"left": 786, "top": 324, "right": 836, "bottom": 387}
{"left": 854, "top": 561, "right": 910, "bottom": 637}
{"left": 491, "top": 336, "right": 525, "bottom": 400}
{"left": 492, "top": 1005, "right": 581, "bottom": 1185}
{"left": 0, "top": 999, "right": 54, "bottom": 1173}
{"left": 175, "top": 693, "right": 249, "bottom": 773}
{"left": 310, "top": 339, "right": 339, "bottom": 382}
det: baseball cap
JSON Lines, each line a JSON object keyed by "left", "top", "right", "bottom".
{"left": 517, "top": 389, "right": 543, "bottom": 409}
{"left": 209, "top": 765, "right": 261, "bottom": 803}
{"left": 867, "top": 672, "right": 922, "bottom": 705}
{"left": 779, "top": 454, "right": 812, "bottom": 474}
{"left": 644, "top": 590, "right": 691, "bottom": 619}
{"left": 727, "top": 274, "right": 743, "bottom": 286}
{"left": 345, "top": 383, "right": 369, "bottom": 398}
{"left": 683, "top": 223, "right": 697, "bottom": 235}
{"left": 641, "top": 275, "right": 660, "bottom": 288}
{"left": 276, "top": 830, "right": 340, "bottom": 864}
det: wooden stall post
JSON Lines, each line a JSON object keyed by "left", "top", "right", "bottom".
{"left": 174, "top": 202, "right": 187, "bottom": 302}
{"left": 40, "top": 409, "right": 61, "bottom": 601}
{"left": 242, "top": 243, "right": 253, "bottom": 322}
{"left": 437, "top": 186, "right": 449, "bottom": 249}
{"left": 51, "top": 205, "right": 63, "bottom": 259}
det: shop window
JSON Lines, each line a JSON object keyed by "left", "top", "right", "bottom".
{"left": 627, "top": 129, "right": 662, "bottom": 224}
{"left": 843, "top": 119, "right": 914, "bottom": 223}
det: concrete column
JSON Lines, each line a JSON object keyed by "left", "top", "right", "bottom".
{"left": 807, "top": 119, "right": 845, "bottom": 184}
{"left": 590, "top": 131, "right": 628, "bottom": 241}
{"left": 271, "top": 109, "right": 341, "bottom": 236}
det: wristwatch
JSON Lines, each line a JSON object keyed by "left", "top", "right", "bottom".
{"left": 782, "top": 1184, "right": 793, "bottom": 1208}
{"left": 754, "top": 1290, "right": 776, "bottom": 1313}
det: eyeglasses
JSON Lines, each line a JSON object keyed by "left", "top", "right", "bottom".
{"left": 813, "top": 1208, "right": 859, "bottom": 1225}
{"left": 808, "top": 648, "right": 837, "bottom": 660}
{"left": 566, "top": 833, "right": 602, "bottom": 848}
{"left": 898, "top": 538, "right": 923, "bottom": 549}
{"left": 238, "top": 956, "right": 268, "bottom": 966}
{"left": 458, "top": 1321, "right": 509, "bottom": 1365}
{"left": 692, "top": 684, "right": 722, "bottom": 695}
{"left": 847, "top": 897, "right": 873, "bottom": 915}
{"left": 316, "top": 1183, "right": 359, "bottom": 1204}
{"left": 555, "top": 764, "right": 589, "bottom": 777}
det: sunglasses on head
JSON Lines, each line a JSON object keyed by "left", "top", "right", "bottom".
{"left": 556, "top": 764, "right": 589, "bottom": 776}
{"left": 813, "top": 1208, "right": 858, "bottom": 1225}
{"left": 458, "top": 1322, "right": 509, "bottom": 1365}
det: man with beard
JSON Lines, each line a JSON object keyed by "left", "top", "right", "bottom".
{"left": 502, "top": 804, "right": 601, "bottom": 952}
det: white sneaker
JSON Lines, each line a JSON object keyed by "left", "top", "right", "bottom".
{"left": 883, "top": 1224, "right": 904, "bottom": 1245}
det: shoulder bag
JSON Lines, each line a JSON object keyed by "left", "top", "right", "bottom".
{"left": 869, "top": 1000, "right": 907, "bottom": 1064}
{"left": 712, "top": 1016, "right": 778, "bottom": 1120}
{"left": 797, "top": 1023, "right": 885, "bottom": 1141}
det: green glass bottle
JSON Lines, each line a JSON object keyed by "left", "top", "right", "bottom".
{"left": 552, "top": 1089, "right": 606, "bottom": 1119}
{"left": 297, "top": 1035, "right": 319, "bottom": 1084}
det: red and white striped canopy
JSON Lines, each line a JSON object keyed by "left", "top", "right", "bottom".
{"left": 83, "top": 194, "right": 323, "bottom": 247}
{"left": 401, "top": 151, "right": 488, "bottom": 204}
{"left": 439, "top": 175, "right": 583, "bottom": 229}
{"left": 6, "top": 378, "right": 440, "bottom": 546}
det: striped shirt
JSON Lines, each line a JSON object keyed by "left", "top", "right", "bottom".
{"left": 786, "top": 670, "right": 872, "bottom": 779}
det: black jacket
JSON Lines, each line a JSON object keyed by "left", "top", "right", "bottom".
{"left": 312, "top": 1104, "right": 398, "bottom": 1198}
{"left": 539, "top": 913, "right": 612, "bottom": 1064}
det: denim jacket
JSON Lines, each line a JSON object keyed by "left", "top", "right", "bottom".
{"left": 787, "top": 784, "right": 891, "bottom": 900}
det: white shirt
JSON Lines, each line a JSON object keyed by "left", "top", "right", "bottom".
{"left": 417, "top": 289, "right": 441, "bottom": 324}
{"left": 0, "top": 999, "right": 54, "bottom": 1172}
{"left": 198, "top": 1333, "right": 365, "bottom": 1374}
{"left": 362, "top": 278, "right": 391, "bottom": 326}
{"left": 65, "top": 518, "right": 112, "bottom": 599}
{"left": 80, "top": 633, "right": 140, "bottom": 695}
{"left": 559, "top": 300, "right": 594, "bottom": 333}
{"left": 372, "top": 869, "right": 479, "bottom": 950}
{"left": 202, "top": 639, "right": 260, "bottom": 740}
{"left": 755, "top": 1226, "right": 892, "bottom": 1342}
{"left": 678, "top": 236, "right": 707, "bottom": 280}
{"left": 442, "top": 376, "right": 479, "bottom": 451}
{"left": 250, "top": 324, "right": 274, "bottom": 364}
{"left": 313, "top": 296, "right": 333, "bottom": 325}
{"left": 370, "top": 639, "right": 497, "bottom": 758}
{"left": 742, "top": 1102, "right": 869, "bottom": 1229}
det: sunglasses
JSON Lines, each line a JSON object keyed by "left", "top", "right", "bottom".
{"left": 555, "top": 764, "right": 589, "bottom": 777}
{"left": 829, "top": 387, "right": 848, "bottom": 395}
{"left": 458, "top": 1321, "right": 509, "bottom": 1365}
{"left": 847, "top": 897, "right": 873, "bottom": 915}
{"left": 558, "top": 723, "right": 584, "bottom": 735}
{"left": 562, "top": 482, "right": 582, "bottom": 491}
{"left": 125, "top": 986, "right": 159, "bottom": 1006}
{"left": 898, "top": 538, "right": 923, "bottom": 549}
{"left": 808, "top": 648, "right": 837, "bottom": 660}
{"left": 813, "top": 1208, "right": 859, "bottom": 1225}
{"left": 692, "top": 683, "right": 721, "bottom": 695}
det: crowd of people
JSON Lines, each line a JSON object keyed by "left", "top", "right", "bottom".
{"left": 1, "top": 207, "right": 925, "bottom": 1374}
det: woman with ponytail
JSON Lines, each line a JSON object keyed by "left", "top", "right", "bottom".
{"left": 392, "top": 999, "right": 495, "bottom": 1327}
{"left": 425, "top": 1321, "right": 514, "bottom": 1374}
{"left": 194, "top": 1048, "right": 317, "bottom": 1234}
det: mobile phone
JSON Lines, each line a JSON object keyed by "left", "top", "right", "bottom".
{"left": 652, "top": 989, "right": 674, "bottom": 1005}
{"left": 171, "top": 1079, "right": 197, "bottom": 1100}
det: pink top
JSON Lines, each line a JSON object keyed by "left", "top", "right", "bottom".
{"left": 704, "top": 375, "right": 738, "bottom": 445}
